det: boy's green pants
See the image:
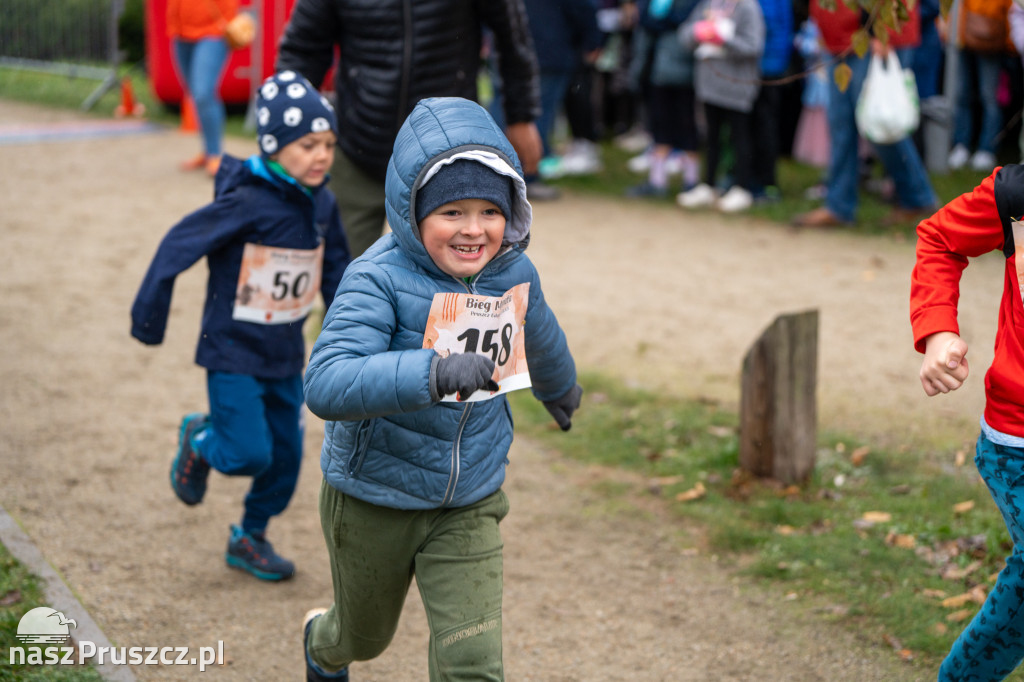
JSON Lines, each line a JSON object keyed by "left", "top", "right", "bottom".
{"left": 308, "top": 479, "right": 509, "bottom": 681}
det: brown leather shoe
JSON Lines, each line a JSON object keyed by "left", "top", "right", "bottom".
{"left": 791, "top": 207, "right": 850, "bottom": 228}
{"left": 881, "top": 205, "right": 937, "bottom": 227}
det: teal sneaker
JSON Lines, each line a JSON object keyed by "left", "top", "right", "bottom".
{"left": 304, "top": 610, "right": 349, "bottom": 681}
{"left": 226, "top": 525, "right": 295, "bottom": 581}
{"left": 170, "top": 413, "right": 210, "bottom": 506}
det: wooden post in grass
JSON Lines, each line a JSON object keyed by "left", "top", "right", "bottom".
{"left": 739, "top": 310, "right": 818, "bottom": 484}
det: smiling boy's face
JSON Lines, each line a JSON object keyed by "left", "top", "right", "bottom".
{"left": 419, "top": 198, "right": 506, "bottom": 278}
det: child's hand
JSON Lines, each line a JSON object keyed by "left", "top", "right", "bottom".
{"left": 543, "top": 384, "right": 583, "bottom": 431}
{"left": 693, "top": 20, "right": 723, "bottom": 45}
{"left": 920, "top": 331, "right": 969, "bottom": 396}
{"left": 434, "top": 353, "right": 499, "bottom": 401}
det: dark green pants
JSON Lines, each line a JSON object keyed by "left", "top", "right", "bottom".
{"left": 309, "top": 480, "right": 509, "bottom": 681}
{"left": 329, "top": 149, "right": 387, "bottom": 259}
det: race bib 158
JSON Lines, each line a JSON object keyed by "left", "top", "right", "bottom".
{"left": 423, "top": 283, "right": 531, "bottom": 402}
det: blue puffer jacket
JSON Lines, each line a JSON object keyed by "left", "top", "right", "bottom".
{"left": 304, "top": 97, "right": 577, "bottom": 510}
{"left": 131, "top": 155, "right": 350, "bottom": 379}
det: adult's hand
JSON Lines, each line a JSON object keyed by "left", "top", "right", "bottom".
{"left": 505, "top": 122, "right": 542, "bottom": 175}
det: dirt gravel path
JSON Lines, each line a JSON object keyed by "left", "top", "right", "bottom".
{"left": 0, "top": 98, "right": 1002, "bottom": 680}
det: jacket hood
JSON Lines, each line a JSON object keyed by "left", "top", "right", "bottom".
{"left": 384, "top": 97, "right": 532, "bottom": 276}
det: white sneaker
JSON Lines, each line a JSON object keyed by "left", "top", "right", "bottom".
{"left": 664, "top": 151, "right": 685, "bottom": 177}
{"left": 948, "top": 144, "right": 970, "bottom": 170}
{"left": 559, "top": 140, "right": 602, "bottom": 175}
{"left": 716, "top": 185, "right": 754, "bottom": 213}
{"left": 627, "top": 149, "right": 651, "bottom": 173}
{"left": 676, "top": 183, "right": 717, "bottom": 209}
{"left": 969, "top": 150, "right": 997, "bottom": 172}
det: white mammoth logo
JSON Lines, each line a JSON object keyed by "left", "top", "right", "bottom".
{"left": 257, "top": 107, "right": 270, "bottom": 127}
{"left": 311, "top": 117, "right": 331, "bottom": 133}
{"left": 286, "top": 83, "right": 307, "bottom": 99}
{"left": 260, "top": 134, "right": 278, "bottom": 154}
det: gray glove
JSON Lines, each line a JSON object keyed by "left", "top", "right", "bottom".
{"left": 544, "top": 384, "right": 583, "bottom": 431}
{"left": 434, "top": 353, "right": 499, "bottom": 401}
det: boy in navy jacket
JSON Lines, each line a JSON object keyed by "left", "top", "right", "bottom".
{"left": 131, "top": 71, "right": 350, "bottom": 581}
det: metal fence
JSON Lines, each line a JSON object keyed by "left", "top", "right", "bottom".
{"left": 0, "top": 0, "right": 125, "bottom": 109}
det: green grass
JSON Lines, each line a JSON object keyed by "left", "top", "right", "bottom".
{"left": 0, "top": 545, "right": 103, "bottom": 681}
{"left": 509, "top": 373, "right": 1017, "bottom": 674}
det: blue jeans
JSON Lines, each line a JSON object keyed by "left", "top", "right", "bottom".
{"left": 173, "top": 37, "right": 229, "bottom": 157}
{"left": 825, "top": 51, "right": 937, "bottom": 222}
{"left": 198, "top": 371, "right": 304, "bottom": 534}
{"left": 940, "top": 434, "right": 1024, "bottom": 680}
{"left": 953, "top": 49, "right": 1004, "bottom": 154}
{"left": 536, "top": 70, "right": 573, "bottom": 158}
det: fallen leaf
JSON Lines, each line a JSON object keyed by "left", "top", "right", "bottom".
{"left": 862, "top": 511, "right": 892, "bottom": 524}
{"left": 707, "top": 425, "right": 733, "bottom": 438}
{"left": 780, "top": 485, "right": 801, "bottom": 498}
{"left": 932, "top": 623, "right": 948, "bottom": 635}
{"left": 889, "top": 484, "right": 912, "bottom": 495}
{"left": 835, "top": 442, "right": 846, "bottom": 453}
{"left": 954, "top": 450, "right": 966, "bottom": 467}
{"left": 675, "top": 482, "right": 706, "bottom": 502}
{"left": 885, "top": 532, "right": 916, "bottom": 549}
{"left": 882, "top": 633, "right": 903, "bottom": 650}
{"left": 941, "top": 560, "right": 983, "bottom": 581}
{"left": 941, "top": 592, "right": 976, "bottom": 608}
{"left": 953, "top": 500, "right": 975, "bottom": 515}
{"left": 650, "top": 475, "right": 685, "bottom": 487}
{"left": 898, "top": 649, "right": 915, "bottom": 662}
{"left": 922, "top": 588, "right": 947, "bottom": 599}
{"left": 851, "top": 445, "right": 870, "bottom": 465}
{"left": 0, "top": 590, "right": 21, "bottom": 607}
{"left": 776, "top": 525, "right": 797, "bottom": 536}
{"left": 946, "top": 609, "right": 974, "bottom": 623}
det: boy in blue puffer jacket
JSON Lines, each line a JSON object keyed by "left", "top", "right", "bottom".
{"left": 131, "top": 71, "right": 350, "bottom": 582}
{"left": 301, "top": 96, "right": 582, "bottom": 682}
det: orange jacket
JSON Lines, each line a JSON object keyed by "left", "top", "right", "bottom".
{"left": 957, "top": 0, "right": 1013, "bottom": 51}
{"left": 167, "top": 0, "right": 239, "bottom": 40}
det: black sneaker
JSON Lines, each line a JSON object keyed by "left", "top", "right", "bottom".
{"left": 170, "top": 413, "right": 210, "bottom": 506}
{"left": 225, "top": 525, "right": 295, "bottom": 581}
{"left": 304, "top": 610, "right": 349, "bottom": 681}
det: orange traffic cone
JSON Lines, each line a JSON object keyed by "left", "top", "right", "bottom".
{"left": 180, "top": 95, "right": 198, "bottom": 133}
{"left": 114, "top": 76, "right": 145, "bottom": 117}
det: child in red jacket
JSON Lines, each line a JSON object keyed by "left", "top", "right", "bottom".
{"left": 912, "top": 163, "right": 1024, "bottom": 680}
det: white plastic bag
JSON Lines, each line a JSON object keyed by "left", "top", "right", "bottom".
{"left": 855, "top": 52, "right": 920, "bottom": 145}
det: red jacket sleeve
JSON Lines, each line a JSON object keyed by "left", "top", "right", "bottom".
{"left": 910, "top": 170, "right": 1005, "bottom": 353}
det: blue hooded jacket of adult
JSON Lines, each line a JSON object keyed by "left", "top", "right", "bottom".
{"left": 304, "top": 97, "right": 578, "bottom": 510}
{"left": 131, "top": 155, "right": 350, "bottom": 379}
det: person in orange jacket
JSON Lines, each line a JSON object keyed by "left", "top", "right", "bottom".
{"left": 948, "top": 0, "right": 1014, "bottom": 172}
{"left": 167, "top": 0, "right": 238, "bottom": 176}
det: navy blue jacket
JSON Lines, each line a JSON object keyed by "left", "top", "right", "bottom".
{"left": 524, "top": 0, "right": 603, "bottom": 73}
{"left": 131, "top": 155, "right": 350, "bottom": 379}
